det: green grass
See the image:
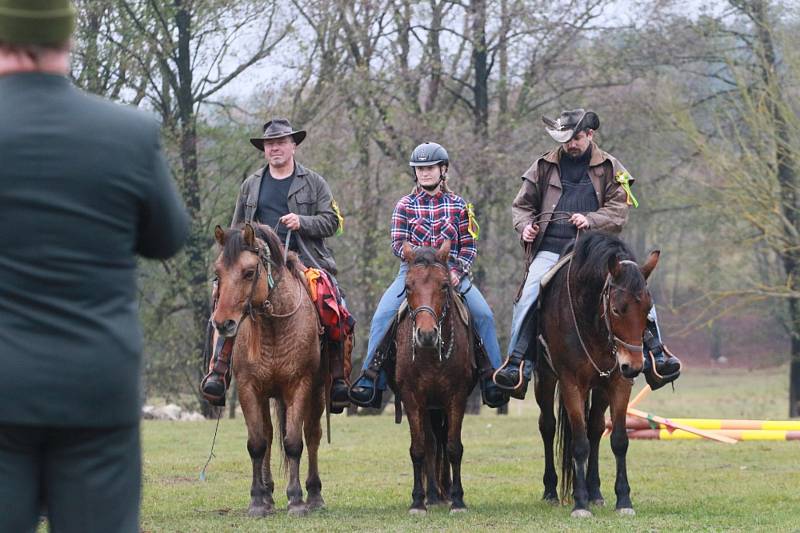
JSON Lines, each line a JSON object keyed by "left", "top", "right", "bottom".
{"left": 140, "top": 366, "right": 800, "bottom": 532}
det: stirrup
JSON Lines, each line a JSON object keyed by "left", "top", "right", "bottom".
{"left": 493, "top": 356, "right": 525, "bottom": 391}
{"left": 643, "top": 347, "right": 682, "bottom": 391}
{"left": 200, "top": 372, "right": 228, "bottom": 407}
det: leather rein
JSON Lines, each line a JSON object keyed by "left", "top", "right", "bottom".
{"left": 407, "top": 263, "right": 455, "bottom": 362}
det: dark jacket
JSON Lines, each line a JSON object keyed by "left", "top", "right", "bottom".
{"left": 512, "top": 142, "right": 631, "bottom": 258}
{"left": 231, "top": 162, "right": 339, "bottom": 274}
{"left": 0, "top": 73, "right": 188, "bottom": 427}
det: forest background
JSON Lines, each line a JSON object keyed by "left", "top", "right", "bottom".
{"left": 68, "top": 0, "right": 800, "bottom": 416}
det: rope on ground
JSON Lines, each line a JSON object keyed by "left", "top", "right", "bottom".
{"left": 199, "top": 408, "right": 223, "bottom": 481}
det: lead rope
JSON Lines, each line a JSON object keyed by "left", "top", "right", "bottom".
{"left": 198, "top": 408, "right": 223, "bottom": 481}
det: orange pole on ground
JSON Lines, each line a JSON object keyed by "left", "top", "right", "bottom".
{"left": 607, "top": 417, "right": 800, "bottom": 431}
{"left": 626, "top": 407, "right": 738, "bottom": 444}
{"left": 628, "top": 429, "right": 800, "bottom": 441}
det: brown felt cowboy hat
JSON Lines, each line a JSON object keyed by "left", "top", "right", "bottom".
{"left": 249, "top": 118, "right": 306, "bottom": 151}
{"left": 542, "top": 108, "right": 600, "bottom": 143}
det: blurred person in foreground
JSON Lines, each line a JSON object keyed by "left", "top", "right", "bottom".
{"left": 0, "top": 1, "right": 188, "bottom": 531}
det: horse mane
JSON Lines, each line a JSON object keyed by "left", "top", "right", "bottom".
{"left": 567, "top": 231, "right": 645, "bottom": 293}
{"left": 410, "top": 246, "right": 447, "bottom": 268}
{"left": 221, "top": 223, "right": 306, "bottom": 279}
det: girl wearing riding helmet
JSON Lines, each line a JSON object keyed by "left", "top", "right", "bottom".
{"left": 349, "top": 142, "right": 507, "bottom": 408}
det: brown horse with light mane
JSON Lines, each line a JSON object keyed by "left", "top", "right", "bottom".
{"left": 535, "top": 231, "right": 659, "bottom": 517}
{"left": 390, "top": 240, "right": 477, "bottom": 515}
{"left": 212, "top": 223, "right": 324, "bottom": 517}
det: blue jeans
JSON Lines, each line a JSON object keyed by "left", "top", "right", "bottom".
{"left": 356, "top": 264, "right": 502, "bottom": 390}
{"left": 506, "top": 251, "right": 559, "bottom": 356}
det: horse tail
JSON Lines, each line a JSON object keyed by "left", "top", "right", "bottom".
{"left": 271, "top": 398, "right": 288, "bottom": 478}
{"left": 556, "top": 387, "right": 573, "bottom": 502}
{"left": 429, "top": 408, "right": 450, "bottom": 499}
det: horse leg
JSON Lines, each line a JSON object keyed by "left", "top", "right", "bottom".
{"left": 587, "top": 388, "right": 609, "bottom": 507}
{"left": 239, "top": 385, "right": 274, "bottom": 517}
{"left": 609, "top": 381, "right": 635, "bottom": 515}
{"left": 404, "top": 395, "right": 428, "bottom": 515}
{"left": 563, "top": 384, "right": 592, "bottom": 517}
{"left": 283, "top": 384, "right": 309, "bottom": 517}
{"left": 304, "top": 385, "right": 325, "bottom": 511}
{"left": 534, "top": 369, "right": 558, "bottom": 503}
{"left": 446, "top": 397, "right": 468, "bottom": 513}
{"left": 424, "top": 410, "right": 443, "bottom": 506}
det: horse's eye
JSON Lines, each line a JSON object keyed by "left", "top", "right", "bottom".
{"left": 243, "top": 270, "right": 256, "bottom": 280}
{"left": 441, "top": 283, "right": 449, "bottom": 291}
{"left": 611, "top": 306, "right": 620, "bottom": 316}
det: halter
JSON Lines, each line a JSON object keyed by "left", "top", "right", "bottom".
{"left": 408, "top": 263, "right": 455, "bottom": 362}
{"left": 565, "top": 243, "right": 644, "bottom": 378}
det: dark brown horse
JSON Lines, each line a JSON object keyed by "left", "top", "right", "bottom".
{"left": 391, "top": 240, "right": 477, "bottom": 515}
{"left": 535, "top": 231, "right": 659, "bottom": 517}
{"left": 212, "top": 223, "right": 325, "bottom": 517}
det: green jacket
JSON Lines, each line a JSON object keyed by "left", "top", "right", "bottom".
{"left": 232, "top": 162, "right": 339, "bottom": 274}
{"left": 0, "top": 73, "right": 188, "bottom": 427}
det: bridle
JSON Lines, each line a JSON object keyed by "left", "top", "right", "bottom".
{"left": 407, "top": 263, "right": 455, "bottom": 362}
{"left": 236, "top": 240, "right": 303, "bottom": 324}
{"left": 565, "top": 242, "right": 644, "bottom": 378}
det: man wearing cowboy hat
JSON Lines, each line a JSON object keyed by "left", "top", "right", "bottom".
{"left": 200, "top": 118, "right": 353, "bottom": 412}
{"left": 493, "top": 108, "right": 681, "bottom": 396}
{"left": 0, "top": 1, "right": 188, "bottom": 531}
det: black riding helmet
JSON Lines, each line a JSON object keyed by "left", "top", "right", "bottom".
{"left": 409, "top": 142, "right": 449, "bottom": 167}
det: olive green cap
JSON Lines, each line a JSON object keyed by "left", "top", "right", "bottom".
{"left": 0, "top": 0, "right": 76, "bottom": 45}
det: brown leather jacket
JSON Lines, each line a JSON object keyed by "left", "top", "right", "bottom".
{"left": 511, "top": 142, "right": 632, "bottom": 259}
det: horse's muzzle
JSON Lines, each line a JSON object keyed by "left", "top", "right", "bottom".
{"left": 215, "top": 319, "right": 239, "bottom": 338}
{"left": 619, "top": 362, "right": 641, "bottom": 379}
{"left": 413, "top": 326, "right": 439, "bottom": 349}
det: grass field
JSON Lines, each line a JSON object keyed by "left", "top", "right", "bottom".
{"left": 140, "top": 366, "right": 800, "bottom": 532}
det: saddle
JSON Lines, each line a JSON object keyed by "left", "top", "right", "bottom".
{"left": 539, "top": 251, "right": 574, "bottom": 290}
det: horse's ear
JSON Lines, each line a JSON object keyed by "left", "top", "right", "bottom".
{"left": 436, "top": 239, "right": 451, "bottom": 264}
{"left": 402, "top": 241, "right": 415, "bottom": 263}
{"left": 243, "top": 223, "right": 256, "bottom": 247}
{"left": 607, "top": 253, "right": 621, "bottom": 277}
{"left": 641, "top": 250, "right": 661, "bottom": 280}
{"left": 214, "top": 225, "right": 225, "bottom": 246}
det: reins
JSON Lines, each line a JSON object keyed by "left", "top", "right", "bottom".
{"left": 564, "top": 233, "right": 643, "bottom": 378}
{"left": 239, "top": 238, "right": 304, "bottom": 324}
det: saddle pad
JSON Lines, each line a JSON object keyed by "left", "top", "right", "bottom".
{"left": 539, "top": 251, "right": 574, "bottom": 290}
{"left": 397, "top": 293, "right": 470, "bottom": 327}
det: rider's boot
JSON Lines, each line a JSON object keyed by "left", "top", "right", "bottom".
{"left": 327, "top": 339, "right": 350, "bottom": 414}
{"left": 200, "top": 336, "right": 234, "bottom": 406}
{"left": 473, "top": 336, "right": 509, "bottom": 408}
{"left": 349, "top": 352, "right": 384, "bottom": 409}
{"left": 493, "top": 309, "right": 536, "bottom": 399}
{"left": 642, "top": 320, "right": 682, "bottom": 390}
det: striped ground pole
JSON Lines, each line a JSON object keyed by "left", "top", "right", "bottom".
{"left": 627, "top": 429, "right": 800, "bottom": 441}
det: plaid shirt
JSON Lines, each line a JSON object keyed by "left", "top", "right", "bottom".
{"left": 391, "top": 188, "right": 476, "bottom": 275}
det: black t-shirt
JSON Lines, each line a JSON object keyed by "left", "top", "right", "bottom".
{"left": 255, "top": 168, "right": 295, "bottom": 244}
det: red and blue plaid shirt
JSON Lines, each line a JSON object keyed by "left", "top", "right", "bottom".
{"left": 391, "top": 188, "right": 476, "bottom": 274}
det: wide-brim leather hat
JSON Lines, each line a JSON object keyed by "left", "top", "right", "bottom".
{"left": 542, "top": 109, "right": 600, "bottom": 143}
{"left": 249, "top": 118, "right": 306, "bottom": 151}
{"left": 0, "top": 0, "right": 76, "bottom": 45}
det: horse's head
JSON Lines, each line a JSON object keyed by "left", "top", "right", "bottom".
{"left": 603, "top": 250, "right": 660, "bottom": 379}
{"left": 211, "top": 223, "right": 284, "bottom": 337}
{"left": 402, "top": 240, "right": 451, "bottom": 350}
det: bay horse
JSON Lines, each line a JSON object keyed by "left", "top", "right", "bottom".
{"left": 534, "top": 231, "right": 659, "bottom": 517}
{"left": 391, "top": 240, "right": 477, "bottom": 515}
{"left": 212, "top": 223, "right": 324, "bottom": 517}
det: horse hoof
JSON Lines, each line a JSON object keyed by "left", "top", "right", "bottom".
{"left": 409, "top": 508, "right": 427, "bottom": 516}
{"left": 590, "top": 498, "right": 605, "bottom": 507}
{"left": 287, "top": 504, "right": 308, "bottom": 517}
{"left": 542, "top": 495, "right": 559, "bottom": 506}
{"left": 449, "top": 506, "right": 468, "bottom": 514}
{"left": 307, "top": 496, "right": 326, "bottom": 511}
{"left": 617, "top": 507, "right": 636, "bottom": 516}
{"left": 571, "top": 509, "right": 593, "bottom": 518}
{"left": 247, "top": 504, "right": 275, "bottom": 518}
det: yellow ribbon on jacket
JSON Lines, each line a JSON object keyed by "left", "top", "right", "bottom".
{"left": 614, "top": 171, "right": 639, "bottom": 208}
{"left": 466, "top": 203, "right": 480, "bottom": 240}
{"left": 332, "top": 199, "right": 344, "bottom": 236}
